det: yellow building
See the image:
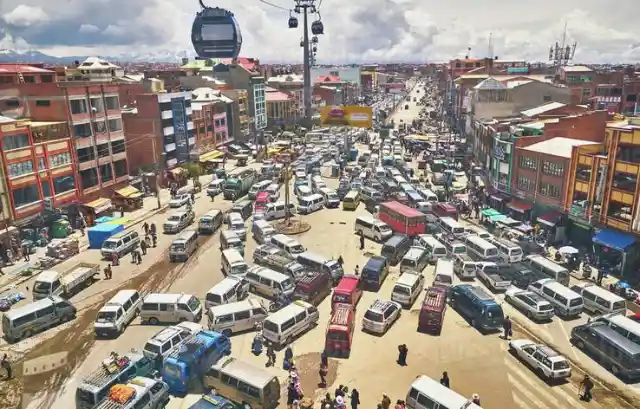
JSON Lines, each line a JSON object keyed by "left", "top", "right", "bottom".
{"left": 265, "top": 88, "right": 296, "bottom": 127}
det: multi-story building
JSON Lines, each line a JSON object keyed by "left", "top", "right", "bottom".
{"left": 220, "top": 89, "right": 250, "bottom": 141}
{"left": 311, "top": 67, "right": 361, "bottom": 87}
{"left": 190, "top": 87, "right": 231, "bottom": 152}
{"left": 622, "top": 76, "right": 640, "bottom": 116}
{"left": 266, "top": 74, "right": 303, "bottom": 116}
{"left": 122, "top": 91, "right": 194, "bottom": 178}
{"left": 0, "top": 63, "right": 128, "bottom": 200}
{"left": 265, "top": 87, "right": 296, "bottom": 128}
{"left": 0, "top": 118, "right": 78, "bottom": 224}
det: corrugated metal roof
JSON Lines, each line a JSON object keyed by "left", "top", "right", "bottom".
{"left": 521, "top": 137, "right": 599, "bottom": 158}
{"left": 563, "top": 65, "right": 593, "bottom": 73}
{"left": 521, "top": 102, "right": 566, "bottom": 117}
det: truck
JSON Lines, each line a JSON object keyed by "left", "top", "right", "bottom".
{"left": 32, "top": 262, "right": 100, "bottom": 300}
{"left": 223, "top": 169, "right": 257, "bottom": 200}
{"left": 257, "top": 253, "right": 306, "bottom": 280}
{"left": 476, "top": 262, "right": 512, "bottom": 292}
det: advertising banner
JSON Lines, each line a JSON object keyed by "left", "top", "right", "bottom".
{"left": 320, "top": 105, "right": 373, "bottom": 128}
{"left": 171, "top": 97, "right": 189, "bottom": 164}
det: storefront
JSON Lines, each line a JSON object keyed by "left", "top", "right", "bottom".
{"left": 82, "top": 198, "right": 113, "bottom": 226}
{"left": 536, "top": 210, "right": 566, "bottom": 246}
{"left": 505, "top": 200, "right": 532, "bottom": 222}
{"left": 592, "top": 229, "right": 639, "bottom": 278}
{"left": 488, "top": 192, "right": 509, "bottom": 213}
{"left": 112, "top": 186, "right": 143, "bottom": 211}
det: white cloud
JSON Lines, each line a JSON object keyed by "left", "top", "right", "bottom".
{"left": 2, "top": 5, "right": 49, "bottom": 27}
{"left": 78, "top": 24, "right": 100, "bottom": 34}
{"left": 1, "top": 0, "right": 640, "bottom": 62}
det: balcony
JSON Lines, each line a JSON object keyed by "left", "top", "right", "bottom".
{"left": 163, "top": 126, "right": 174, "bottom": 136}
{"left": 161, "top": 110, "right": 173, "bottom": 120}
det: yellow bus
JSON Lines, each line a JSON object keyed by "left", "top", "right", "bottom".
{"left": 342, "top": 190, "right": 361, "bottom": 210}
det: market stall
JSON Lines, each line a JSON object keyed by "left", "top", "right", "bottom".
{"left": 112, "top": 186, "right": 144, "bottom": 211}
{"left": 165, "top": 168, "right": 188, "bottom": 189}
{"left": 82, "top": 198, "right": 113, "bottom": 227}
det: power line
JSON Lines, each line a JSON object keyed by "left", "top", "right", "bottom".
{"left": 316, "top": 0, "right": 323, "bottom": 10}
{"left": 257, "top": 0, "right": 291, "bottom": 11}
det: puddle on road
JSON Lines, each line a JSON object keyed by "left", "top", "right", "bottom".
{"left": 0, "top": 233, "right": 217, "bottom": 409}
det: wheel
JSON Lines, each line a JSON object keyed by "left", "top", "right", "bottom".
{"left": 222, "top": 329, "right": 232, "bottom": 337}
{"left": 526, "top": 310, "right": 532, "bottom": 319}
{"left": 23, "top": 330, "right": 32, "bottom": 339}
{"left": 286, "top": 335, "right": 294, "bottom": 345}
{"left": 148, "top": 317, "right": 159, "bottom": 325}
{"left": 471, "top": 319, "right": 477, "bottom": 329}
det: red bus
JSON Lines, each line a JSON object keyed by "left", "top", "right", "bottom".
{"left": 378, "top": 201, "right": 426, "bottom": 236}
{"left": 433, "top": 202, "right": 458, "bottom": 220}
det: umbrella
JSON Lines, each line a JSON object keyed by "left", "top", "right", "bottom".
{"left": 558, "top": 246, "right": 579, "bottom": 255}
{"left": 617, "top": 281, "right": 631, "bottom": 289}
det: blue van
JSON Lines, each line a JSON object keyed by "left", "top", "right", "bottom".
{"left": 450, "top": 284, "right": 504, "bottom": 332}
{"left": 381, "top": 234, "right": 413, "bottom": 266}
{"left": 189, "top": 393, "right": 238, "bottom": 409}
{"left": 361, "top": 256, "right": 389, "bottom": 291}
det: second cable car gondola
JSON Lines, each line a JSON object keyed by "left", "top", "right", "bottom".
{"left": 191, "top": 1, "right": 242, "bottom": 59}
{"left": 311, "top": 19, "right": 324, "bottom": 35}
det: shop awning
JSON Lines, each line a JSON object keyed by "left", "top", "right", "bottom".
{"left": 537, "top": 211, "right": 562, "bottom": 228}
{"left": 85, "top": 198, "right": 112, "bottom": 214}
{"left": 507, "top": 200, "right": 533, "bottom": 213}
{"left": 481, "top": 208, "right": 502, "bottom": 217}
{"left": 199, "top": 150, "right": 223, "bottom": 162}
{"left": 489, "top": 214, "right": 507, "bottom": 222}
{"left": 115, "top": 186, "right": 143, "bottom": 199}
{"left": 490, "top": 193, "right": 507, "bottom": 202}
{"left": 593, "top": 229, "right": 637, "bottom": 252}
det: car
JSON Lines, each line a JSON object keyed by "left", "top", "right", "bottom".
{"left": 508, "top": 339, "right": 571, "bottom": 382}
{"left": 403, "top": 152, "right": 412, "bottom": 162}
{"left": 362, "top": 300, "right": 402, "bottom": 335}
{"left": 169, "top": 193, "right": 191, "bottom": 208}
{"left": 504, "top": 288, "right": 554, "bottom": 321}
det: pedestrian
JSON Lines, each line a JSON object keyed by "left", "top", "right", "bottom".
{"left": 104, "top": 264, "right": 112, "bottom": 280}
{"left": 143, "top": 222, "right": 149, "bottom": 236}
{"left": 337, "top": 255, "right": 344, "bottom": 266}
{"left": 335, "top": 385, "right": 345, "bottom": 398}
{"left": 394, "top": 400, "right": 403, "bottom": 409}
{"left": 145, "top": 235, "right": 152, "bottom": 248}
{"left": 580, "top": 375, "right": 594, "bottom": 402}
{"left": 131, "top": 250, "right": 138, "bottom": 264}
{"left": 322, "top": 393, "right": 333, "bottom": 409}
{"left": 381, "top": 394, "right": 391, "bottom": 409}
{"left": 140, "top": 240, "right": 147, "bottom": 256}
{"left": 287, "top": 382, "right": 298, "bottom": 408}
{"left": 1, "top": 353, "right": 12, "bottom": 380}
{"left": 266, "top": 343, "right": 275, "bottom": 367}
{"left": 397, "top": 344, "right": 408, "bottom": 366}
{"left": 319, "top": 361, "right": 328, "bottom": 386}
{"left": 350, "top": 389, "right": 360, "bottom": 409}
{"left": 440, "top": 371, "right": 450, "bottom": 388}
{"left": 22, "top": 243, "right": 29, "bottom": 262}
{"left": 112, "top": 252, "right": 119, "bottom": 266}
{"left": 502, "top": 316, "right": 512, "bottom": 340}
{"left": 335, "top": 396, "right": 346, "bottom": 409}
{"left": 152, "top": 234, "right": 157, "bottom": 248}
{"left": 471, "top": 394, "right": 480, "bottom": 405}
{"left": 284, "top": 346, "right": 294, "bottom": 365}
{"left": 135, "top": 249, "right": 142, "bottom": 265}
{"left": 359, "top": 232, "right": 365, "bottom": 250}
{"left": 354, "top": 265, "right": 359, "bottom": 275}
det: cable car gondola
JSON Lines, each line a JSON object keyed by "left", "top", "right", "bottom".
{"left": 311, "top": 16, "right": 324, "bottom": 35}
{"left": 288, "top": 11, "right": 298, "bottom": 28}
{"left": 311, "top": 36, "right": 318, "bottom": 44}
{"left": 191, "top": 1, "right": 242, "bottom": 59}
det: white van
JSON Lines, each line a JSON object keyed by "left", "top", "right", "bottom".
{"left": 207, "top": 299, "right": 268, "bottom": 336}
{"left": 414, "top": 235, "right": 447, "bottom": 263}
{"left": 487, "top": 237, "right": 523, "bottom": 263}
{"left": 100, "top": 230, "right": 140, "bottom": 260}
{"left": 264, "top": 201, "right": 297, "bottom": 221}
{"left": 265, "top": 183, "right": 280, "bottom": 201}
{"left": 391, "top": 272, "right": 425, "bottom": 308}
{"left": 142, "top": 322, "right": 202, "bottom": 359}
{"left": 296, "top": 251, "right": 344, "bottom": 283}
{"left": 571, "top": 283, "right": 626, "bottom": 315}
{"left": 252, "top": 219, "right": 275, "bottom": 244}
{"left": 2, "top": 296, "right": 76, "bottom": 343}
{"left": 375, "top": 167, "right": 386, "bottom": 178}
{"left": 248, "top": 180, "right": 272, "bottom": 200}
{"left": 270, "top": 234, "right": 305, "bottom": 256}
{"left": 354, "top": 215, "right": 393, "bottom": 242}
{"left": 407, "top": 375, "right": 481, "bottom": 409}
{"left": 198, "top": 209, "right": 224, "bottom": 234}
{"left": 465, "top": 225, "right": 491, "bottom": 240}
{"left": 245, "top": 266, "right": 295, "bottom": 298}
{"left": 261, "top": 300, "right": 319, "bottom": 347}
{"left": 400, "top": 247, "right": 429, "bottom": 274}
{"left": 464, "top": 235, "right": 500, "bottom": 260}
{"left": 438, "top": 217, "right": 465, "bottom": 237}
{"left": 418, "top": 188, "right": 438, "bottom": 202}
{"left": 528, "top": 278, "right": 583, "bottom": 318}
{"left": 94, "top": 289, "right": 142, "bottom": 337}
{"left": 297, "top": 193, "right": 324, "bottom": 214}
{"left": 318, "top": 187, "right": 340, "bottom": 208}
{"left": 222, "top": 249, "right": 248, "bottom": 277}
{"left": 205, "top": 276, "right": 249, "bottom": 309}
{"left": 433, "top": 258, "right": 455, "bottom": 289}
{"left": 169, "top": 230, "right": 198, "bottom": 262}
{"left": 140, "top": 293, "right": 203, "bottom": 324}
{"left": 525, "top": 255, "right": 570, "bottom": 286}
{"left": 220, "top": 230, "right": 245, "bottom": 255}
{"left": 453, "top": 254, "right": 478, "bottom": 279}
{"left": 295, "top": 185, "right": 313, "bottom": 198}
{"left": 227, "top": 213, "right": 247, "bottom": 241}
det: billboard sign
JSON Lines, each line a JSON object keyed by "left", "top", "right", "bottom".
{"left": 320, "top": 105, "right": 373, "bottom": 128}
{"left": 172, "top": 97, "right": 189, "bottom": 164}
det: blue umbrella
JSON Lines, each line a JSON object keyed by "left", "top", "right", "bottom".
{"left": 618, "top": 281, "right": 631, "bottom": 289}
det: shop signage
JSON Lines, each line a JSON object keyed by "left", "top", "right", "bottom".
{"left": 493, "top": 145, "right": 505, "bottom": 161}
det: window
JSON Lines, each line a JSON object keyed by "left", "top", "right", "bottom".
{"left": 35, "top": 100, "right": 50, "bottom": 107}
{"left": 108, "top": 118, "right": 122, "bottom": 132}
{"left": 41, "top": 75, "right": 53, "bottom": 83}
{"left": 23, "top": 76, "right": 36, "bottom": 83}
{"left": 7, "top": 160, "right": 34, "bottom": 178}
{"left": 93, "top": 120, "right": 107, "bottom": 134}
{"left": 80, "top": 168, "right": 99, "bottom": 189}
{"left": 73, "top": 123, "right": 92, "bottom": 138}
{"left": 3, "top": 133, "right": 29, "bottom": 150}
{"left": 235, "top": 310, "right": 251, "bottom": 320}
{"left": 53, "top": 175, "right": 75, "bottom": 194}
{"left": 539, "top": 182, "right": 561, "bottom": 198}
{"left": 89, "top": 97, "right": 104, "bottom": 114}
{"left": 49, "top": 152, "right": 71, "bottom": 168}
{"left": 69, "top": 99, "right": 88, "bottom": 115}
{"left": 542, "top": 161, "right": 564, "bottom": 177}
{"left": 111, "top": 140, "right": 125, "bottom": 154}
{"left": 37, "top": 157, "right": 46, "bottom": 171}
{"left": 12, "top": 184, "right": 40, "bottom": 207}
{"left": 97, "top": 144, "right": 110, "bottom": 158}
{"left": 105, "top": 96, "right": 119, "bottom": 111}
{"left": 627, "top": 94, "right": 637, "bottom": 102}
{"left": 77, "top": 147, "right": 95, "bottom": 163}
{"left": 100, "top": 163, "right": 113, "bottom": 182}
{"left": 519, "top": 156, "right": 537, "bottom": 170}
{"left": 41, "top": 180, "right": 52, "bottom": 198}
{"left": 543, "top": 95, "right": 552, "bottom": 102}
{"left": 281, "top": 318, "right": 295, "bottom": 331}
{"left": 416, "top": 393, "right": 438, "bottom": 409}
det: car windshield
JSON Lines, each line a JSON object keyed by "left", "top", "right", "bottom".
{"left": 144, "top": 343, "right": 161, "bottom": 355}
{"left": 378, "top": 224, "right": 391, "bottom": 233}
{"left": 552, "top": 360, "right": 570, "bottom": 370}
{"left": 171, "top": 244, "right": 185, "bottom": 251}
{"left": 290, "top": 245, "right": 305, "bottom": 254}
{"left": 485, "top": 305, "right": 504, "bottom": 320}
{"left": 187, "top": 296, "right": 201, "bottom": 311}
{"left": 32, "top": 281, "right": 51, "bottom": 293}
{"left": 96, "top": 311, "right": 117, "bottom": 323}
{"left": 434, "top": 274, "right": 452, "bottom": 284}
{"left": 333, "top": 294, "right": 349, "bottom": 303}
{"left": 569, "top": 298, "right": 583, "bottom": 307}
{"left": 539, "top": 303, "right": 554, "bottom": 311}
{"left": 168, "top": 216, "right": 180, "bottom": 222}
{"left": 364, "top": 310, "right": 383, "bottom": 322}
{"left": 282, "top": 279, "right": 295, "bottom": 290}
{"left": 487, "top": 248, "right": 499, "bottom": 257}
{"left": 326, "top": 331, "right": 348, "bottom": 341}
{"left": 102, "top": 241, "right": 118, "bottom": 249}
{"left": 453, "top": 246, "right": 466, "bottom": 254}
{"left": 511, "top": 248, "right": 523, "bottom": 256}
{"left": 327, "top": 193, "right": 339, "bottom": 200}
{"left": 394, "top": 285, "right": 410, "bottom": 295}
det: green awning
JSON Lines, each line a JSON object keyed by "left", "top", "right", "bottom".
{"left": 481, "top": 208, "right": 502, "bottom": 217}
{"left": 489, "top": 214, "right": 507, "bottom": 222}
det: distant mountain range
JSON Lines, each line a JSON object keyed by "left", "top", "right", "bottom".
{"left": 0, "top": 48, "right": 187, "bottom": 64}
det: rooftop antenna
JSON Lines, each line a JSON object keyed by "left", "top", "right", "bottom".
{"left": 549, "top": 22, "right": 577, "bottom": 76}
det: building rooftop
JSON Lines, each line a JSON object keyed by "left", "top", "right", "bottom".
{"left": 267, "top": 74, "right": 303, "bottom": 83}
{"left": 563, "top": 65, "right": 593, "bottom": 73}
{"left": 266, "top": 90, "right": 293, "bottom": 102}
{"left": 78, "top": 57, "right": 119, "bottom": 70}
{"left": 506, "top": 80, "right": 533, "bottom": 88}
{"left": 0, "top": 64, "right": 54, "bottom": 74}
{"left": 521, "top": 137, "right": 599, "bottom": 158}
{"left": 190, "top": 87, "right": 233, "bottom": 110}
{"left": 521, "top": 102, "right": 567, "bottom": 117}
{"left": 519, "top": 118, "right": 561, "bottom": 130}
{"left": 473, "top": 78, "right": 506, "bottom": 90}
{"left": 316, "top": 75, "right": 341, "bottom": 83}
{"left": 456, "top": 74, "right": 552, "bottom": 83}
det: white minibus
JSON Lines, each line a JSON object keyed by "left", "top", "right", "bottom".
{"left": 417, "top": 188, "right": 438, "bottom": 202}
{"left": 354, "top": 215, "right": 393, "bottom": 242}
{"left": 525, "top": 255, "right": 570, "bottom": 286}
{"left": 438, "top": 217, "right": 465, "bottom": 237}
{"left": 595, "top": 313, "right": 640, "bottom": 344}
{"left": 407, "top": 375, "right": 481, "bottom": 409}
{"left": 270, "top": 234, "right": 305, "bottom": 256}
{"left": 487, "top": 237, "right": 523, "bottom": 263}
{"left": 221, "top": 249, "right": 248, "bottom": 277}
{"left": 571, "top": 283, "right": 626, "bottom": 315}
{"left": 528, "top": 278, "right": 583, "bottom": 318}
{"left": 464, "top": 225, "right": 491, "bottom": 240}
{"left": 414, "top": 235, "right": 447, "bottom": 263}
{"left": 297, "top": 193, "right": 324, "bottom": 214}
{"left": 463, "top": 235, "right": 499, "bottom": 261}
{"left": 433, "top": 258, "right": 455, "bottom": 289}
{"left": 400, "top": 247, "right": 429, "bottom": 274}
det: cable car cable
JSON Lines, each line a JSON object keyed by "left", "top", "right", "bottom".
{"left": 257, "top": 0, "right": 291, "bottom": 12}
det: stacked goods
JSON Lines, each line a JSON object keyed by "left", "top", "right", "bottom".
{"left": 108, "top": 384, "right": 136, "bottom": 404}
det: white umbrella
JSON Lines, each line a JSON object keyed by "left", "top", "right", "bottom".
{"left": 558, "top": 246, "right": 579, "bottom": 255}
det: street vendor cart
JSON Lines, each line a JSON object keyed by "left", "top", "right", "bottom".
{"left": 112, "top": 186, "right": 144, "bottom": 211}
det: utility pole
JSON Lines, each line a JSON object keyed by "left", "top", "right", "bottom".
{"left": 150, "top": 136, "right": 162, "bottom": 209}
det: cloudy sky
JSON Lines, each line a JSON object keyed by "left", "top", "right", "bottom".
{"left": 0, "top": 0, "right": 639, "bottom": 63}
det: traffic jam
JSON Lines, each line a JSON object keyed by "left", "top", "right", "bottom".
{"left": 4, "top": 80, "right": 640, "bottom": 409}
